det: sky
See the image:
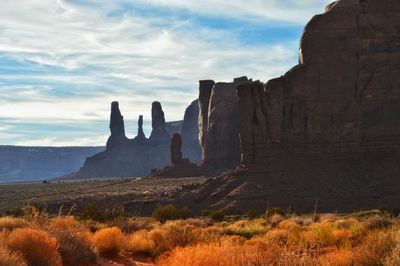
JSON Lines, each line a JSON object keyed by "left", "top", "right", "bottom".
{"left": 0, "top": 0, "right": 332, "bottom": 147}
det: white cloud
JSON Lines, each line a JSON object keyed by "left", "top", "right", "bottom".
{"left": 0, "top": 0, "right": 330, "bottom": 146}
{"left": 138, "top": 0, "right": 332, "bottom": 24}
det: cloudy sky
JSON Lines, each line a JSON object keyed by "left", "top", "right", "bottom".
{"left": 0, "top": 0, "right": 331, "bottom": 146}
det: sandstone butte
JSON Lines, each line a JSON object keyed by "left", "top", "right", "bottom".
{"left": 184, "top": 0, "right": 400, "bottom": 213}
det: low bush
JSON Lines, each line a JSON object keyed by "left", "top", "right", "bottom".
{"left": 152, "top": 204, "right": 193, "bottom": 223}
{"left": 92, "top": 227, "right": 124, "bottom": 256}
{"left": 0, "top": 216, "right": 29, "bottom": 231}
{"left": 8, "top": 228, "right": 62, "bottom": 266}
{"left": 0, "top": 245, "right": 28, "bottom": 266}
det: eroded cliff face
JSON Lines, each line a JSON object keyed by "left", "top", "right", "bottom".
{"left": 238, "top": 0, "right": 400, "bottom": 167}
{"left": 187, "top": 0, "right": 400, "bottom": 213}
{"left": 182, "top": 100, "right": 202, "bottom": 162}
{"left": 199, "top": 77, "right": 250, "bottom": 170}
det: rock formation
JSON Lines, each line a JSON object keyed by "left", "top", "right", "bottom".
{"left": 198, "top": 80, "right": 215, "bottom": 157}
{"left": 182, "top": 100, "right": 202, "bottom": 162}
{"left": 106, "top": 102, "right": 128, "bottom": 150}
{"left": 170, "top": 134, "right": 183, "bottom": 166}
{"left": 199, "top": 77, "right": 250, "bottom": 169}
{"left": 62, "top": 100, "right": 202, "bottom": 179}
{"left": 184, "top": 0, "right": 400, "bottom": 213}
{"left": 149, "top": 101, "right": 170, "bottom": 142}
{"left": 134, "top": 115, "right": 146, "bottom": 142}
{"left": 151, "top": 133, "right": 206, "bottom": 178}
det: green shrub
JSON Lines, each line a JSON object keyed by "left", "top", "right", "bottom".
{"left": 152, "top": 205, "right": 193, "bottom": 223}
{"left": 210, "top": 211, "right": 225, "bottom": 222}
{"left": 81, "top": 203, "right": 130, "bottom": 222}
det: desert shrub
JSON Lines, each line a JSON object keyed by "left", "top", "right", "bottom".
{"left": 264, "top": 229, "right": 289, "bottom": 245}
{"left": 184, "top": 218, "right": 208, "bottom": 228}
{"left": 226, "top": 219, "right": 270, "bottom": 239}
{"left": 318, "top": 249, "right": 355, "bottom": 266}
{"left": 81, "top": 203, "right": 130, "bottom": 222}
{"left": 160, "top": 222, "right": 198, "bottom": 248}
{"left": 309, "top": 222, "right": 336, "bottom": 246}
{"left": 126, "top": 230, "right": 156, "bottom": 256}
{"left": 0, "top": 216, "right": 29, "bottom": 231}
{"left": 152, "top": 204, "right": 193, "bottom": 223}
{"left": 266, "top": 207, "right": 285, "bottom": 218}
{"left": 269, "top": 214, "right": 284, "bottom": 226}
{"left": 0, "top": 245, "right": 28, "bottom": 266}
{"left": 384, "top": 230, "right": 400, "bottom": 265}
{"left": 278, "top": 220, "right": 300, "bottom": 230}
{"left": 108, "top": 217, "right": 154, "bottom": 233}
{"left": 92, "top": 227, "right": 124, "bottom": 256}
{"left": 157, "top": 239, "right": 279, "bottom": 266}
{"left": 247, "top": 209, "right": 259, "bottom": 220}
{"left": 354, "top": 230, "right": 396, "bottom": 265}
{"left": 44, "top": 216, "right": 96, "bottom": 265}
{"left": 8, "top": 228, "right": 62, "bottom": 266}
{"left": 363, "top": 217, "right": 393, "bottom": 231}
{"left": 209, "top": 210, "right": 225, "bottom": 222}
{"left": 54, "top": 231, "right": 96, "bottom": 266}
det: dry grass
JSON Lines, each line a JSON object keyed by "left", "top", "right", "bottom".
{"left": 7, "top": 228, "right": 62, "bottom": 266}
{"left": 92, "top": 227, "right": 124, "bottom": 256}
{"left": 0, "top": 216, "right": 29, "bottom": 231}
{"left": 0, "top": 211, "right": 399, "bottom": 265}
{"left": 0, "top": 245, "right": 28, "bottom": 266}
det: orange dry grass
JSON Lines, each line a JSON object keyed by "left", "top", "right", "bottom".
{"left": 127, "top": 230, "right": 156, "bottom": 255}
{"left": 0, "top": 245, "right": 28, "bottom": 266}
{"left": 157, "top": 241, "right": 275, "bottom": 266}
{"left": 7, "top": 228, "right": 62, "bottom": 266}
{"left": 353, "top": 230, "right": 396, "bottom": 265}
{"left": 45, "top": 216, "right": 96, "bottom": 266}
{"left": 278, "top": 220, "right": 300, "bottom": 230}
{"left": 318, "top": 249, "right": 354, "bottom": 266}
{"left": 0, "top": 216, "right": 29, "bottom": 231}
{"left": 92, "top": 227, "right": 124, "bottom": 256}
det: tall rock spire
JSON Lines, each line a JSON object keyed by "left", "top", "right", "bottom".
{"left": 149, "top": 101, "right": 170, "bottom": 142}
{"left": 136, "top": 115, "right": 146, "bottom": 140}
{"left": 106, "top": 101, "right": 128, "bottom": 150}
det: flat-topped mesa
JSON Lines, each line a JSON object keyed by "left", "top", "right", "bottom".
{"left": 200, "top": 77, "right": 251, "bottom": 169}
{"left": 106, "top": 101, "right": 128, "bottom": 151}
{"left": 149, "top": 101, "right": 170, "bottom": 142}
